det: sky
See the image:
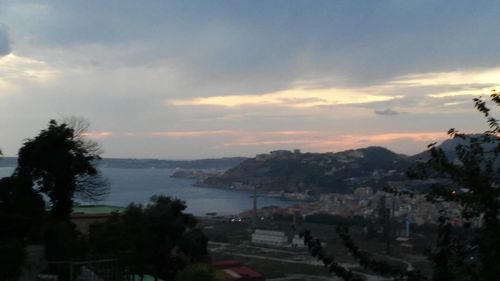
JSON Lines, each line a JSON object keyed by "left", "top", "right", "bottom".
{"left": 1, "top": 1, "right": 500, "bottom": 159}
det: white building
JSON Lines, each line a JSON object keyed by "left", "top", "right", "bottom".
{"left": 251, "top": 229, "right": 288, "bottom": 246}
{"left": 291, "top": 234, "right": 306, "bottom": 248}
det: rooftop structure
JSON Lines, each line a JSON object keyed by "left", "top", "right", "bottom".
{"left": 71, "top": 204, "right": 125, "bottom": 234}
{"left": 291, "top": 234, "right": 306, "bottom": 248}
{"left": 214, "top": 260, "right": 265, "bottom": 281}
{"left": 251, "top": 229, "right": 288, "bottom": 247}
{"left": 73, "top": 205, "right": 125, "bottom": 215}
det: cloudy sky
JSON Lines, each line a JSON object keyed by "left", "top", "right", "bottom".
{"left": 1, "top": 1, "right": 500, "bottom": 159}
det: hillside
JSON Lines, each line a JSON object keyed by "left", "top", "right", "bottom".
{"left": 411, "top": 134, "right": 499, "bottom": 162}
{"left": 204, "top": 147, "right": 415, "bottom": 193}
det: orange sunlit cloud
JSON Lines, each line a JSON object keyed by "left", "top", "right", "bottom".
{"left": 150, "top": 130, "right": 316, "bottom": 138}
{"left": 387, "top": 67, "right": 500, "bottom": 102}
{"left": 392, "top": 67, "right": 500, "bottom": 87}
{"left": 217, "top": 139, "right": 311, "bottom": 148}
{"left": 429, "top": 87, "right": 500, "bottom": 98}
{"left": 349, "top": 132, "right": 446, "bottom": 143}
{"left": 76, "top": 129, "right": 450, "bottom": 156}
{"left": 151, "top": 130, "right": 238, "bottom": 138}
{"left": 79, "top": 130, "right": 317, "bottom": 139}
{"left": 217, "top": 131, "right": 447, "bottom": 153}
{"left": 147, "top": 130, "right": 446, "bottom": 146}
{"left": 255, "top": 130, "right": 316, "bottom": 136}
{"left": 169, "top": 87, "right": 401, "bottom": 108}
{"left": 81, "top": 131, "right": 113, "bottom": 139}
{"left": 167, "top": 66, "right": 500, "bottom": 112}
{"left": 314, "top": 131, "right": 445, "bottom": 147}
{"left": 0, "top": 53, "right": 58, "bottom": 92}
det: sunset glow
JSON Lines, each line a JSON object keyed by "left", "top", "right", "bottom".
{"left": 0, "top": 1, "right": 498, "bottom": 158}
{"left": 170, "top": 88, "right": 401, "bottom": 108}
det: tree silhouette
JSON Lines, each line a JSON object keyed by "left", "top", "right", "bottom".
{"left": 175, "top": 263, "right": 220, "bottom": 281}
{"left": 15, "top": 119, "right": 108, "bottom": 220}
{"left": 302, "top": 90, "right": 500, "bottom": 281}
{"left": 0, "top": 176, "right": 45, "bottom": 280}
{"left": 417, "top": 91, "right": 500, "bottom": 281}
{"left": 88, "top": 195, "right": 210, "bottom": 281}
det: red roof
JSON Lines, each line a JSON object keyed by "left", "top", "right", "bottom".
{"left": 214, "top": 260, "right": 242, "bottom": 269}
{"left": 215, "top": 260, "right": 265, "bottom": 281}
{"left": 228, "top": 266, "right": 264, "bottom": 281}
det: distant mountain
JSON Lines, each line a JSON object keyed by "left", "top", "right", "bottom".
{"left": 0, "top": 157, "right": 248, "bottom": 170}
{"left": 410, "top": 134, "right": 499, "bottom": 162}
{"left": 204, "top": 147, "right": 415, "bottom": 193}
{"left": 99, "top": 157, "right": 248, "bottom": 170}
{"left": 0, "top": 157, "right": 17, "bottom": 167}
{"left": 5, "top": 135, "right": 495, "bottom": 194}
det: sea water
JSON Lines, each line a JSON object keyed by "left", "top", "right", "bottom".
{"left": 0, "top": 166, "right": 294, "bottom": 216}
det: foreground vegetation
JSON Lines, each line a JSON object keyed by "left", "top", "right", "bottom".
{"left": 300, "top": 92, "right": 500, "bottom": 281}
{"left": 0, "top": 119, "right": 215, "bottom": 281}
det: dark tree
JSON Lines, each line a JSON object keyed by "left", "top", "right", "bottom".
{"left": 15, "top": 119, "right": 107, "bottom": 220}
{"left": 301, "top": 90, "right": 500, "bottom": 281}
{"left": 0, "top": 176, "right": 45, "bottom": 280}
{"left": 175, "top": 263, "right": 220, "bottom": 281}
{"left": 88, "top": 195, "right": 210, "bottom": 281}
{"left": 417, "top": 91, "right": 500, "bottom": 281}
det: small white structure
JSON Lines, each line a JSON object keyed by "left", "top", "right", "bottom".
{"left": 37, "top": 275, "right": 58, "bottom": 281}
{"left": 291, "top": 234, "right": 306, "bottom": 248}
{"left": 78, "top": 266, "right": 105, "bottom": 281}
{"left": 251, "top": 229, "right": 288, "bottom": 246}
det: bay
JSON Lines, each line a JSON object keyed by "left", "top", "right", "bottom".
{"left": 0, "top": 167, "right": 294, "bottom": 216}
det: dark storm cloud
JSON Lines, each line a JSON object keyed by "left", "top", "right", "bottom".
{"left": 5, "top": 0, "right": 500, "bottom": 89}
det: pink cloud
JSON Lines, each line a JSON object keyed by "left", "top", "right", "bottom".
{"left": 216, "top": 131, "right": 447, "bottom": 154}
{"left": 303, "top": 132, "right": 447, "bottom": 150}
{"left": 150, "top": 130, "right": 237, "bottom": 138}
{"left": 81, "top": 131, "right": 113, "bottom": 139}
{"left": 87, "top": 129, "right": 448, "bottom": 155}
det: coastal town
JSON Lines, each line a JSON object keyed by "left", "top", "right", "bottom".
{"left": 172, "top": 147, "right": 467, "bottom": 229}
{"left": 239, "top": 187, "right": 441, "bottom": 226}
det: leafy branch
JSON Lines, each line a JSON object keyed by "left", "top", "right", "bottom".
{"left": 302, "top": 227, "right": 426, "bottom": 281}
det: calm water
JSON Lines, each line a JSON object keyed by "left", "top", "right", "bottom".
{"left": 0, "top": 167, "right": 294, "bottom": 216}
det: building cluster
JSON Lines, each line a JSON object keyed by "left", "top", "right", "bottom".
{"left": 255, "top": 149, "right": 302, "bottom": 161}
{"left": 299, "top": 187, "right": 438, "bottom": 225}
{"left": 298, "top": 186, "right": 472, "bottom": 226}
{"left": 234, "top": 179, "right": 473, "bottom": 228}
